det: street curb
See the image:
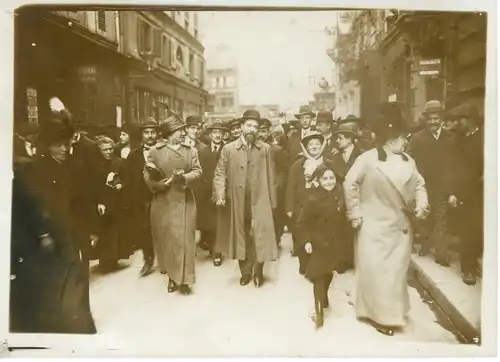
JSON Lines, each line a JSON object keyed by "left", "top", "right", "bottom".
{"left": 409, "top": 255, "right": 481, "bottom": 344}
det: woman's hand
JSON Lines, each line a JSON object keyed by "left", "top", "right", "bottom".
{"left": 215, "top": 198, "right": 226, "bottom": 207}
{"left": 114, "top": 183, "right": 123, "bottom": 191}
{"left": 304, "top": 242, "right": 313, "bottom": 254}
{"left": 351, "top": 218, "right": 362, "bottom": 229}
{"left": 97, "top": 204, "right": 106, "bottom": 216}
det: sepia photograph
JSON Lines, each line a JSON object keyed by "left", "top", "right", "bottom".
{"left": 1, "top": 0, "right": 497, "bottom": 357}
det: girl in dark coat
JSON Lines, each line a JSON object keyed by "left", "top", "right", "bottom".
{"left": 296, "top": 163, "right": 348, "bottom": 329}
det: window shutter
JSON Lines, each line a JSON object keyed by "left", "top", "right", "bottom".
{"left": 153, "top": 28, "right": 162, "bottom": 57}
{"left": 97, "top": 10, "right": 106, "bottom": 32}
{"left": 169, "top": 39, "right": 175, "bottom": 65}
{"left": 137, "top": 19, "right": 143, "bottom": 52}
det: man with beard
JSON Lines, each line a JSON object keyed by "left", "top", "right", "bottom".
{"left": 287, "top": 105, "right": 315, "bottom": 164}
{"left": 121, "top": 118, "right": 159, "bottom": 277}
{"left": 315, "top": 110, "right": 337, "bottom": 158}
{"left": 258, "top": 118, "right": 289, "bottom": 245}
{"left": 407, "top": 100, "right": 456, "bottom": 266}
{"left": 196, "top": 120, "right": 228, "bottom": 266}
{"left": 213, "top": 110, "right": 278, "bottom": 287}
{"left": 446, "top": 103, "right": 483, "bottom": 285}
{"left": 227, "top": 118, "right": 243, "bottom": 142}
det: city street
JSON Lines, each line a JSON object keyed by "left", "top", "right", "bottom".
{"left": 87, "top": 232, "right": 460, "bottom": 357}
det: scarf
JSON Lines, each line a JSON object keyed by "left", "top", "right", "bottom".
{"left": 300, "top": 141, "right": 326, "bottom": 189}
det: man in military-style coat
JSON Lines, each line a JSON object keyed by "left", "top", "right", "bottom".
{"left": 213, "top": 110, "right": 278, "bottom": 288}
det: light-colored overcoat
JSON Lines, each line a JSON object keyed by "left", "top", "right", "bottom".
{"left": 213, "top": 138, "right": 279, "bottom": 262}
{"left": 143, "top": 141, "right": 202, "bottom": 285}
{"left": 344, "top": 148, "right": 428, "bottom": 327}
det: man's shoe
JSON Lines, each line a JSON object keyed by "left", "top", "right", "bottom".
{"left": 463, "top": 272, "right": 476, "bottom": 286}
{"left": 240, "top": 275, "right": 251, "bottom": 286}
{"left": 140, "top": 260, "right": 154, "bottom": 277}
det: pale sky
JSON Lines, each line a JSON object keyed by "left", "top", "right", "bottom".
{"left": 199, "top": 11, "right": 338, "bottom": 111}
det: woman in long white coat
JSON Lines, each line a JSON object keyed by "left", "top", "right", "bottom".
{"left": 344, "top": 102, "right": 429, "bottom": 336}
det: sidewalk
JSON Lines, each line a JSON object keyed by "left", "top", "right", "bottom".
{"left": 410, "top": 250, "right": 482, "bottom": 344}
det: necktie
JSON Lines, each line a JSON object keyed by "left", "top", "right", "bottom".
{"left": 213, "top": 145, "right": 218, "bottom": 153}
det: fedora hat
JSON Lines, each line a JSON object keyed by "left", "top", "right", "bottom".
{"left": 227, "top": 118, "right": 242, "bottom": 128}
{"left": 423, "top": 100, "right": 444, "bottom": 115}
{"left": 339, "top": 114, "right": 365, "bottom": 127}
{"left": 207, "top": 120, "right": 228, "bottom": 131}
{"left": 240, "top": 109, "right": 261, "bottom": 122}
{"left": 332, "top": 122, "right": 359, "bottom": 139}
{"left": 140, "top": 117, "right": 159, "bottom": 129}
{"left": 316, "top": 110, "right": 334, "bottom": 124}
{"left": 185, "top": 115, "right": 202, "bottom": 126}
{"left": 295, "top": 105, "right": 316, "bottom": 119}
{"left": 259, "top": 118, "right": 273, "bottom": 129}
{"left": 160, "top": 117, "right": 186, "bottom": 137}
{"left": 301, "top": 130, "right": 324, "bottom": 147}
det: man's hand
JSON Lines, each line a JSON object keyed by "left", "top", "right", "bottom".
{"left": 286, "top": 212, "right": 293, "bottom": 218}
{"left": 40, "top": 234, "right": 55, "bottom": 251}
{"left": 448, "top": 195, "right": 458, "bottom": 207}
{"left": 215, "top": 198, "right": 226, "bottom": 207}
{"left": 304, "top": 242, "right": 313, "bottom": 254}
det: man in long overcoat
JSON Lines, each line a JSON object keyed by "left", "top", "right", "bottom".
{"left": 196, "top": 120, "right": 228, "bottom": 266}
{"left": 213, "top": 110, "right": 279, "bottom": 288}
{"left": 446, "top": 103, "right": 484, "bottom": 285}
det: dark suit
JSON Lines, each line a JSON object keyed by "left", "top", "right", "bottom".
{"left": 407, "top": 128, "right": 456, "bottom": 260}
{"left": 196, "top": 142, "right": 223, "bottom": 252}
{"left": 122, "top": 146, "right": 155, "bottom": 261}
{"left": 269, "top": 142, "right": 289, "bottom": 243}
{"left": 286, "top": 129, "right": 311, "bottom": 164}
{"left": 447, "top": 129, "right": 484, "bottom": 275}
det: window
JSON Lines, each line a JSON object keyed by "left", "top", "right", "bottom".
{"left": 162, "top": 36, "right": 170, "bottom": 66}
{"left": 221, "top": 97, "right": 234, "bottom": 108}
{"left": 97, "top": 10, "right": 106, "bottom": 32}
{"left": 138, "top": 20, "right": 152, "bottom": 52}
{"left": 176, "top": 46, "right": 184, "bottom": 65}
{"left": 210, "top": 77, "right": 217, "bottom": 88}
{"left": 189, "top": 53, "right": 194, "bottom": 74}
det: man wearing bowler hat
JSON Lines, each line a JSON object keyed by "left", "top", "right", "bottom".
{"left": 121, "top": 117, "right": 159, "bottom": 277}
{"left": 213, "top": 109, "right": 278, "bottom": 288}
{"left": 287, "top": 105, "right": 316, "bottom": 164}
{"left": 196, "top": 120, "right": 228, "bottom": 266}
{"left": 446, "top": 103, "right": 484, "bottom": 285}
{"left": 315, "top": 110, "right": 337, "bottom": 157}
{"left": 407, "top": 100, "right": 456, "bottom": 266}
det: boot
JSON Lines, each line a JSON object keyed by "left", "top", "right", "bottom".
{"left": 140, "top": 258, "right": 154, "bottom": 277}
{"left": 314, "top": 299, "right": 324, "bottom": 329}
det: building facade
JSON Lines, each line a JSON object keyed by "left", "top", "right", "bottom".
{"left": 204, "top": 44, "right": 239, "bottom": 122}
{"left": 14, "top": 7, "right": 207, "bottom": 133}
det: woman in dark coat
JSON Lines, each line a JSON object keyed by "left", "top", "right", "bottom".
{"left": 285, "top": 131, "right": 334, "bottom": 274}
{"left": 94, "top": 136, "right": 133, "bottom": 269}
{"left": 296, "top": 163, "right": 348, "bottom": 329}
{"left": 24, "top": 110, "right": 97, "bottom": 334}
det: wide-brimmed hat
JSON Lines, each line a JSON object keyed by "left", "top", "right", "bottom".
{"left": 316, "top": 111, "right": 334, "bottom": 124}
{"left": 301, "top": 130, "right": 324, "bottom": 147}
{"left": 207, "top": 120, "right": 228, "bottom": 131}
{"left": 448, "top": 103, "right": 480, "bottom": 121}
{"left": 160, "top": 117, "right": 186, "bottom": 137}
{"left": 259, "top": 118, "right": 273, "bottom": 129}
{"left": 423, "top": 100, "right": 444, "bottom": 115}
{"left": 38, "top": 118, "right": 75, "bottom": 146}
{"left": 332, "top": 122, "right": 359, "bottom": 139}
{"left": 185, "top": 115, "right": 202, "bottom": 126}
{"left": 140, "top": 117, "right": 159, "bottom": 129}
{"left": 369, "top": 102, "right": 411, "bottom": 138}
{"left": 240, "top": 110, "right": 261, "bottom": 122}
{"left": 295, "top": 105, "right": 316, "bottom": 119}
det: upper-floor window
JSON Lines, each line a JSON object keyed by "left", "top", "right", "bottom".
{"left": 210, "top": 77, "right": 217, "bottom": 88}
{"left": 138, "top": 20, "right": 152, "bottom": 52}
{"left": 176, "top": 46, "right": 184, "bottom": 65}
{"left": 188, "top": 53, "right": 194, "bottom": 74}
{"left": 97, "top": 10, "right": 106, "bottom": 32}
{"left": 226, "top": 76, "right": 236, "bottom": 87}
{"left": 162, "top": 36, "right": 170, "bottom": 66}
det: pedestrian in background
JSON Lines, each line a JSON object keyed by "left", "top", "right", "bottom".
{"left": 144, "top": 117, "right": 202, "bottom": 295}
{"left": 296, "top": 163, "right": 347, "bottom": 328}
{"left": 344, "top": 102, "right": 429, "bottom": 336}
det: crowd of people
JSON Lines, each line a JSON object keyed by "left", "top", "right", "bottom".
{"left": 10, "top": 98, "right": 483, "bottom": 335}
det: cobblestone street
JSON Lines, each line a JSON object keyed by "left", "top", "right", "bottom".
{"left": 86, "top": 232, "right": 460, "bottom": 357}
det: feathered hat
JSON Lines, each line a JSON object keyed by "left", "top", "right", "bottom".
{"left": 38, "top": 97, "right": 75, "bottom": 145}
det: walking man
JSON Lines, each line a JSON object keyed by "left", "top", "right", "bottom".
{"left": 213, "top": 110, "right": 279, "bottom": 288}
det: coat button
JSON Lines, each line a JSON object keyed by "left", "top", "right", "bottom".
{"left": 402, "top": 228, "right": 409, "bottom": 235}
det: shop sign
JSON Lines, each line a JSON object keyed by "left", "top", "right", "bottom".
{"left": 78, "top": 66, "right": 97, "bottom": 83}
{"left": 419, "top": 59, "right": 441, "bottom": 76}
{"left": 26, "top": 87, "right": 38, "bottom": 124}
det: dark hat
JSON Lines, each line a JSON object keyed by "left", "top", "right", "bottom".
{"left": 240, "top": 110, "right": 261, "bottom": 122}
{"left": 316, "top": 111, "right": 334, "bottom": 124}
{"left": 140, "top": 117, "right": 159, "bottom": 129}
{"left": 301, "top": 130, "right": 324, "bottom": 147}
{"left": 227, "top": 118, "right": 242, "bottom": 128}
{"left": 185, "top": 115, "right": 202, "bottom": 126}
{"left": 339, "top": 114, "right": 365, "bottom": 127}
{"left": 423, "top": 100, "right": 444, "bottom": 115}
{"left": 370, "top": 102, "right": 411, "bottom": 138}
{"left": 160, "top": 117, "right": 186, "bottom": 137}
{"left": 259, "top": 118, "right": 273, "bottom": 129}
{"left": 332, "top": 122, "right": 359, "bottom": 139}
{"left": 207, "top": 120, "right": 228, "bottom": 131}
{"left": 295, "top": 105, "right": 316, "bottom": 119}
{"left": 448, "top": 103, "right": 480, "bottom": 120}
{"left": 38, "top": 118, "right": 75, "bottom": 146}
